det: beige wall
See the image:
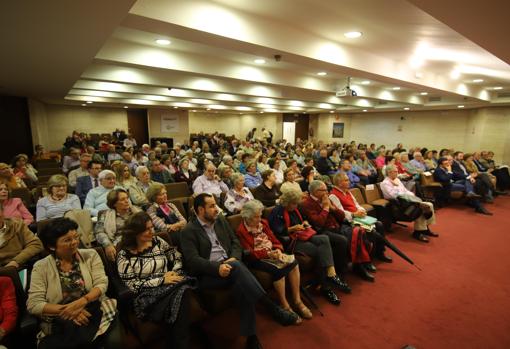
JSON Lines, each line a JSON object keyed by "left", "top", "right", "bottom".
{"left": 147, "top": 108, "right": 190, "bottom": 145}
{"left": 188, "top": 111, "right": 283, "bottom": 141}
{"left": 311, "top": 113, "right": 352, "bottom": 144}
{"left": 29, "top": 101, "right": 129, "bottom": 151}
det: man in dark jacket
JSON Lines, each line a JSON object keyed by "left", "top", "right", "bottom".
{"left": 434, "top": 157, "right": 490, "bottom": 215}
{"left": 316, "top": 149, "right": 337, "bottom": 176}
{"left": 180, "top": 194, "right": 297, "bottom": 349}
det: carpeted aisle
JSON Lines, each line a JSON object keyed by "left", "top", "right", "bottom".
{"left": 203, "top": 197, "right": 510, "bottom": 349}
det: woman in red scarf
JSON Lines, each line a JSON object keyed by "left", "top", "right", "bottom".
{"left": 236, "top": 200, "right": 311, "bottom": 323}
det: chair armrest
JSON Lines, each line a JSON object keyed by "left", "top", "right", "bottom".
{"left": 18, "top": 311, "right": 39, "bottom": 336}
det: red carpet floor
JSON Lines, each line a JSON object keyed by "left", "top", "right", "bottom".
{"left": 205, "top": 196, "right": 510, "bottom": 349}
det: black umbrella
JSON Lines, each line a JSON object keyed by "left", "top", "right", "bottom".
{"left": 368, "top": 230, "right": 422, "bottom": 271}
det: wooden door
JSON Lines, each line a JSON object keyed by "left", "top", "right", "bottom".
{"left": 126, "top": 109, "right": 148, "bottom": 147}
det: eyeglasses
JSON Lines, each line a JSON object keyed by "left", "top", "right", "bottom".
{"left": 60, "top": 235, "right": 80, "bottom": 245}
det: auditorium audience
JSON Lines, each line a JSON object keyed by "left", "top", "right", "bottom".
{"left": 224, "top": 173, "right": 254, "bottom": 215}
{"left": 128, "top": 166, "right": 155, "bottom": 207}
{"left": 252, "top": 170, "right": 281, "bottom": 207}
{"left": 28, "top": 218, "right": 117, "bottom": 348}
{"left": 237, "top": 200, "right": 310, "bottom": 323}
{"left": 75, "top": 160, "right": 103, "bottom": 205}
{"left": 68, "top": 153, "right": 91, "bottom": 188}
{"left": 244, "top": 161, "right": 263, "bottom": 189}
{"left": 150, "top": 159, "right": 174, "bottom": 184}
{"left": 11, "top": 154, "right": 38, "bottom": 185}
{"left": 106, "top": 144, "right": 122, "bottom": 164}
{"left": 37, "top": 175, "right": 81, "bottom": 221}
{"left": 299, "top": 166, "right": 316, "bottom": 193}
{"left": 379, "top": 165, "right": 438, "bottom": 242}
{"left": 181, "top": 193, "right": 297, "bottom": 348}
{"left": 117, "top": 212, "right": 194, "bottom": 349}
{"left": 0, "top": 163, "right": 26, "bottom": 190}
{"left": 94, "top": 189, "right": 140, "bottom": 261}
{"left": 268, "top": 190, "right": 346, "bottom": 304}
{"left": 62, "top": 148, "right": 81, "bottom": 174}
{"left": 192, "top": 163, "right": 229, "bottom": 198}
{"left": 0, "top": 203, "right": 43, "bottom": 268}
{"left": 339, "top": 159, "right": 362, "bottom": 188}
{"left": 84, "top": 170, "right": 119, "bottom": 217}
{"left": 280, "top": 169, "right": 303, "bottom": 195}
{"left": 433, "top": 158, "right": 490, "bottom": 215}
{"left": 145, "top": 183, "right": 187, "bottom": 246}
{"left": 174, "top": 158, "right": 196, "bottom": 190}
{"left": 114, "top": 163, "right": 137, "bottom": 189}
{"left": 0, "top": 182, "right": 33, "bottom": 225}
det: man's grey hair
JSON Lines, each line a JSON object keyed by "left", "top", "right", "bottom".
{"left": 135, "top": 166, "right": 149, "bottom": 177}
{"left": 222, "top": 155, "right": 233, "bottom": 163}
{"left": 279, "top": 189, "right": 302, "bottom": 207}
{"left": 308, "top": 180, "right": 325, "bottom": 194}
{"left": 413, "top": 151, "right": 422, "bottom": 158}
{"left": 240, "top": 200, "right": 264, "bottom": 220}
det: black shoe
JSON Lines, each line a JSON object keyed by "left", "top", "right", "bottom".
{"left": 326, "top": 275, "right": 352, "bottom": 294}
{"left": 268, "top": 303, "right": 299, "bottom": 326}
{"left": 376, "top": 253, "right": 393, "bottom": 263}
{"left": 466, "top": 192, "right": 482, "bottom": 199}
{"left": 353, "top": 264, "right": 375, "bottom": 282}
{"left": 423, "top": 230, "right": 439, "bottom": 237}
{"left": 475, "top": 207, "right": 493, "bottom": 216}
{"left": 364, "top": 262, "right": 377, "bottom": 273}
{"left": 246, "top": 335, "right": 263, "bottom": 349}
{"left": 320, "top": 287, "right": 340, "bottom": 305}
{"left": 412, "top": 231, "right": 430, "bottom": 243}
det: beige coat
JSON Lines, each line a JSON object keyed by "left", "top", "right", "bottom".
{"left": 27, "top": 249, "right": 109, "bottom": 334}
{"left": 0, "top": 218, "right": 43, "bottom": 266}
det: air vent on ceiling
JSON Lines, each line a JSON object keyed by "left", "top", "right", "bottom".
{"left": 497, "top": 92, "right": 510, "bottom": 98}
{"left": 429, "top": 96, "right": 442, "bottom": 102}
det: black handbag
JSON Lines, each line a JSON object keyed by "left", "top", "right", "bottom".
{"left": 39, "top": 301, "right": 102, "bottom": 349}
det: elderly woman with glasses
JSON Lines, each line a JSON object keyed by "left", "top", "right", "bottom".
{"left": 224, "top": 173, "right": 254, "bottom": 215}
{"left": 27, "top": 218, "right": 117, "bottom": 349}
{"left": 145, "top": 183, "right": 187, "bottom": 246}
{"left": 94, "top": 189, "right": 140, "bottom": 261}
{"left": 84, "top": 170, "right": 119, "bottom": 217}
{"left": 236, "top": 200, "right": 310, "bottom": 324}
{"left": 36, "top": 175, "right": 81, "bottom": 222}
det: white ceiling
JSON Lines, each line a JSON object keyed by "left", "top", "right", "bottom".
{"left": 2, "top": 0, "right": 510, "bottom": 114}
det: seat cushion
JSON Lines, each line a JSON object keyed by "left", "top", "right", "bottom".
{"left": 370, "top": 199, "right": 389, "bottom": 207}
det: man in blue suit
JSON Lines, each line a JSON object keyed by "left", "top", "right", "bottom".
{"left": 433, "top": 157, "right": 491, "bottom": 215}
{"left": 75, "top": 160, "right": 103, "bottom": 205}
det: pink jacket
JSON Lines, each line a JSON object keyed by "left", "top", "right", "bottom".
{"left": 2, "top": 198, "right": 34, "bottom": 225}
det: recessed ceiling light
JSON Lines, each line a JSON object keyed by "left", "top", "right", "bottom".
{"left": 259, "top": 111, "right": 264, "bottom": 114}
{"left": 317, "top": 72, "right": 327, "bottom": 76}
{"left": 254, "top": 59, "right": 266, "bottom": 64}
{"left": 457, "top": 105, "right": 465, "bottom": 108}
{"left": 420, "top": 92, "right": 428, "bottom": 95}
{"left": 206, "top": 108, "right": 211, "bottom": 111}
{"left": 123, "top": 106, "right": 128, "bottom": 109}
{"left": 173, "top": 106, "right": 178, "bottom": 109}
{"left": 86, "top": 101, "right": 93, "bottom": 104}
{"left": 361, "top": 80, "right": 370, "bottom": 85}
{"left": 404, "top": 107, "right": 410, "bottom": 110}
{"left": 191, "top": 110, "right": 196, "bottom": 112}
{"left": 472, "top": 79, "right": 484, "bottom": 83}
{"left": 155, "top": 39, "right": 171, "bottom": 45}
{"left": 392, "top": 87, "right": 401, "bottom": 90}
{"left": 493, "top": 87, "right": 503, "bottom": 90}
{"left": 81, "top": 104, "right": 87, "bottom": 106}
{"left": 329, "top": 110, "right": 334, "bottom": 113}
{"left": 344, "top": 31, "right": 362, "bottom": 38}
{"left": 362, "top": 109, "right": 367, "bottom": 112}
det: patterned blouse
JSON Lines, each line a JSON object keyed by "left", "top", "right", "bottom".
{"left": 117, "top": 237, "right": 183, "bottom": 293}
{"left": 146, "top": 202, "right": 186, "bottom": 233}
{"left": 224, "top": 188, "right": 254, "bottom": 214}
{"left": 56, "top": 257, "right": 86, "bottom": 304}
{"left": 246, "top": 223, "right": 273, "bottom": 253}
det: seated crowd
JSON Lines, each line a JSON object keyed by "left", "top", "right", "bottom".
{"left": 0, "top": 128, "right": 508, "bottom": 349}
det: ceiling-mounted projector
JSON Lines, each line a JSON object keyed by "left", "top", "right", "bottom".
{"left": 335, "top": 76, "right": 357, "bottom": 97}
{"left": 336, "top": 87, "right": 357, "bottom": 97}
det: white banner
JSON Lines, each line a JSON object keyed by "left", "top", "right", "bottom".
{"left": 160, "top": 114, "right": 180, "bottom": 133}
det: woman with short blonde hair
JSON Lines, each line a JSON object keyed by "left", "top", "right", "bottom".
{"left": 36, "top": 175, "right": 81, "bottom": 221}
